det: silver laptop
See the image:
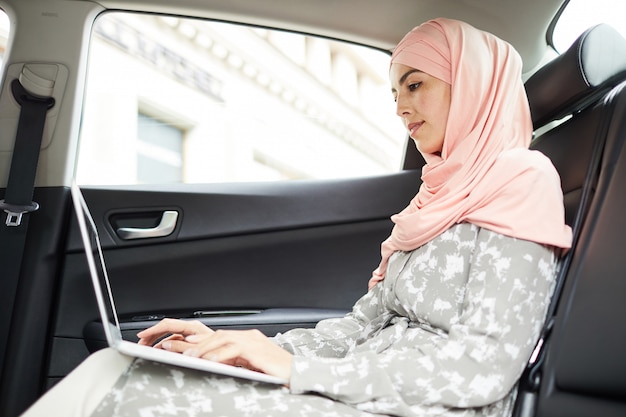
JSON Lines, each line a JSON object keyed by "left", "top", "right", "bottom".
{"left": 70, "top": 181, "right": 287, "bottom": 385}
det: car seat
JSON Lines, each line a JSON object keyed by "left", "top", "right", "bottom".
{"left": 515, "top": 23, "right": 626, "bottom": 417}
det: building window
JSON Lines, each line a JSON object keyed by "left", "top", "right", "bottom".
{"left": 137, "top": 113, "right": 184, "bottom": 184}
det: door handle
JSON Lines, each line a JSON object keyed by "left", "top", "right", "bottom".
{"left": 116, "top": 210, "right": 178, "bottom": 240}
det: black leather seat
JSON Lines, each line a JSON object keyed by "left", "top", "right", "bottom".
{"left": 526, "top": 23, "right": 626, "bottom": 228}
{"left": 515, "top": 23, "right": 626, "bottom": 417}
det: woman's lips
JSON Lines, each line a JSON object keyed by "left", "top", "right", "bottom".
{"left": 407, "top": 122, "right": 423, "bottom": 137}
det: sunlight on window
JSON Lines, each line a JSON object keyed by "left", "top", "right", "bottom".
{"left": 77, "top": 13, "right": 406, "bottom": 185}
{"left": 0, "top": 10, "right": 9, "bottom": 67}
{"left": 553, "top": 0, "right": 626, "bottom": 52}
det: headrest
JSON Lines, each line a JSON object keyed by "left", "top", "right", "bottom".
{"left": 525, "top": 24, "right": 626, "bottom": 128}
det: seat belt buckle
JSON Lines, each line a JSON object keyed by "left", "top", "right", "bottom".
{"left": 0, "top": 200, "right": 39, "bottom": 227}
{"left": 4, "top": 210, "right": 24, "bottom": 227}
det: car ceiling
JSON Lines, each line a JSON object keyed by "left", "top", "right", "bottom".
{"left": 92, "top": 0, "right": 567, "bottom": 72}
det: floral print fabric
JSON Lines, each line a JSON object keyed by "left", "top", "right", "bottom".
{"left": 92, "top": 223, "right": 557, "bottom": 417}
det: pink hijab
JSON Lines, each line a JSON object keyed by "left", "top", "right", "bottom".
{"left": 369, "top": 18, "right": 572, "bottom": 289}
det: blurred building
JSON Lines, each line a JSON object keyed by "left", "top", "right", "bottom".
{"left": 77, "top": 13, "right": 405, "bottom": 184}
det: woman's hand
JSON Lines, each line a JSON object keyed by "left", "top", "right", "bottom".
{"left": 137, "top": 318, "right": 212, "bottom": 349}
{"left": 136, "top": 319, "right": 293, "bottom": 381}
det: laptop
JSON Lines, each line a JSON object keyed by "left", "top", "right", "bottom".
{"left": 70, "top": 181, "right": 287, "bottom": 385}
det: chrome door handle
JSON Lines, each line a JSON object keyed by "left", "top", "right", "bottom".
{"left": 116, "top": 210, "right": 178, "bottom": 240}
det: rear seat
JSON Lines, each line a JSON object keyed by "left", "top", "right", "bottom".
{"left": 514, "top": 24, "right": 626, "bottom": 417}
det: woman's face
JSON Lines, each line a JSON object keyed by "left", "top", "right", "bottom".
{"left": 390, "top": 63, "right": 451, "bottom": 155}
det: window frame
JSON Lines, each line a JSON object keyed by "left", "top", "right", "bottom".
{"left": 76, "top": 11, "right": 409, "bottom": 186}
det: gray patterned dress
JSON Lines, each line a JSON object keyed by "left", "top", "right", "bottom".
{"left": 92, "top": 223, "right": 558, "bottom": 417}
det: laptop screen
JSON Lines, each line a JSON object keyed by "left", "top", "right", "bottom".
{"left": 70, "top": 181, "right": 122, "bottom": 345}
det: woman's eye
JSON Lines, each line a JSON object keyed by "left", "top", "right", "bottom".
{"left": 408, "top": 82, "right": 421, "bottom": 91}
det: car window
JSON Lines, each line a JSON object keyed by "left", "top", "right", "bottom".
{"left": 552, "top": 0, "right": 626, "bottom": 53}
{"left": 77, "top": 12, "right": 406, "bottom": 185}
{"left": 0, "top": 10, "right": 9, "bottom": 68}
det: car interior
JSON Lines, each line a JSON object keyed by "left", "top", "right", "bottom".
{"left": 0, "top": 0, "right": 625, "bottom": 416}
{"left": 520, "top": 22, "right": 626, "bottom": 417}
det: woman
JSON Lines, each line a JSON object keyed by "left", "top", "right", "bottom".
{"left": 23, "top": 18, "right": 571, "bottom": 417}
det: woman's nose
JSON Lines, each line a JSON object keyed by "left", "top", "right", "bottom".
{"left": 396, "top": 94, "right": 411, "bottom": 117}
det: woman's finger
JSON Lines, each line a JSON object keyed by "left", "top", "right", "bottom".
{"left": 153, "top": 333, "right": 184, "bottom": 349}
{"left": 160, "top": 338, "right": 195, "bottom": 354}
{"left": 137, "top": 318, "right": 211, "bottom": 346}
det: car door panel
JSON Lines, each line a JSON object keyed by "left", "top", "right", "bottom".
{"left": 64, "top": 173, "right": 422, "bottom": 249}
{"left": 47, "top": 169, "right": 421, "bottom": 385}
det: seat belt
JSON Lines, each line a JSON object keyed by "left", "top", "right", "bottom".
{"left": 0, "top": 78, "right": 55, "bottom": 378}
